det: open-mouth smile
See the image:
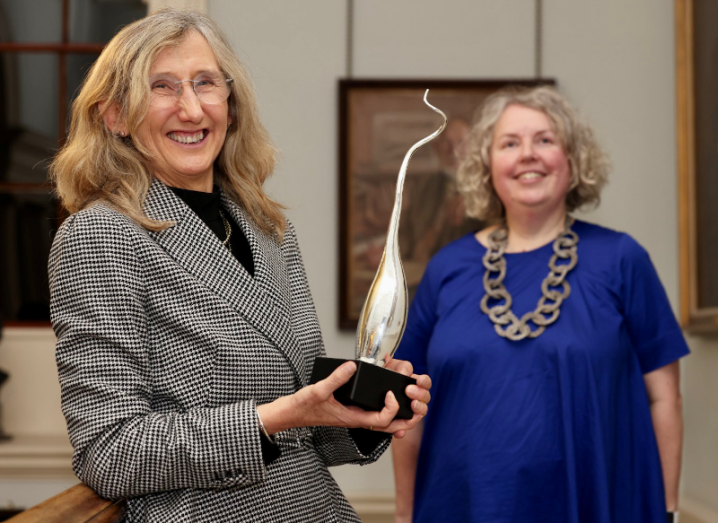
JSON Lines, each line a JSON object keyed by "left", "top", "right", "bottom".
{"left": 167, "top": 130, "right": 208, "bottom": 144}
{"left": 516, "top": 171, "right": 545, "bottom": 180}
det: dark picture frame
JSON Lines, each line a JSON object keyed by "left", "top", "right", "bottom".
{"left": 676, "top": 0, "right": 718, "bottom": 331}
{"left": 338, "top": 79, "right": 554, "bottom": 330}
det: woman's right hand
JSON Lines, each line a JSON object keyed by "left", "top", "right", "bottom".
{"left": 258, "top": 361, "right": 427, "bottom": 436}
{"left": 293, "top": 361, "right": 403, "bottom": 430}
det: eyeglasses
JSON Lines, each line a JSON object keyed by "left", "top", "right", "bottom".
{"left": 149, "top": 73, "right": 234, "bottom": 107}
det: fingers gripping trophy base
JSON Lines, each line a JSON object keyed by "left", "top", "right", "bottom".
{"left": 310, "top": 357, "right": 416, "bottom": 420}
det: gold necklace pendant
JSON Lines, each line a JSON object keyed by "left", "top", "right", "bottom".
{"left": 480, "top": 217, "right": 579, "bottom": 341}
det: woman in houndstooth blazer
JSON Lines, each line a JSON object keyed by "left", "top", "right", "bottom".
{"left": 48, "top": 9, "right": 431, "bottom": 522}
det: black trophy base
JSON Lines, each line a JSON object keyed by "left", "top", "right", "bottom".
{"left": 309, "top": 357, "right": 416, "bottom": 420}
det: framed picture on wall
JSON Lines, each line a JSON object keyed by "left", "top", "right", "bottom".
{"left": 676, "top": 0, "right": 718, "bottom": 331}
{"left": 337, "top": 79, "right": 554, "bottom": 330}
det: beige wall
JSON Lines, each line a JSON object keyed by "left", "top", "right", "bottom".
{"left": 1, "top": 0, "right": 716, "bottom": 518}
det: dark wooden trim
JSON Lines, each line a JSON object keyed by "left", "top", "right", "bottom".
{"left": 676, "top": 0, "right": 693, "bottom": 329}
{"left": 674, "top": 0, "right": 718, "bottom": 332}
{"left": 3, "top": 321, "right": 52, "bottom": 328}
{"left": 0, "top": 43, "right": 105, "bottom": 53}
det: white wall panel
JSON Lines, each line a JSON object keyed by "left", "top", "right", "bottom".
{"left": 543, "top": 0, "right": 679, "bottom": 308}
{"left": 352, "top": 0, "right": 535, "bottom": 78}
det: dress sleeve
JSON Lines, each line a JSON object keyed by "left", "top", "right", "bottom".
{"left": 394, "top": 257, "right": 441, "bottom": 376}
{"left": 50, "top": 210, "right": 267, "bottom": 499}
{"left": 619, "top": 235, "right": 690, "bottom": 374}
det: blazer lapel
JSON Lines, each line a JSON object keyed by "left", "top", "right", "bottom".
{"left": 220, "top": 193, "right": 291, "bottom": 320}
{"left": 143, "top": 180, "right": 307, "bottom": 387}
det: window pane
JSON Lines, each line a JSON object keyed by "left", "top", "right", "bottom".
{"left": 70, "top": 0, "right": 147, "bottom": 43}
{"left": 67, "top": 52, "right": 99, "bottom": 130}
{"left": 0, "top": 190, "right": 57, "bottom": 322}
{"left": 0, "top": 0, "right": 62, "bottom": 43}
{"left": 0, "top": 0, "right": 147, "bottom": 325}
{"left": 0, "top": 53, "right": 58, "bottom": 183}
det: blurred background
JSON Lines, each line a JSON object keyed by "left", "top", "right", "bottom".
{"left": 0, "top": 1, "right": 715, "bottom": 521}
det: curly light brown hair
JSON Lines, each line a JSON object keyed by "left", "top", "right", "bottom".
{"left": 457, "top": 86, "right": 610, "bottom": 222}
{"left": 51, "top": 8, "right": 285, "bottom": 238}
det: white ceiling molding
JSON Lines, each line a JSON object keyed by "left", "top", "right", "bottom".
{"left": 142, "top": 0, "right": 207, "bottom": 13}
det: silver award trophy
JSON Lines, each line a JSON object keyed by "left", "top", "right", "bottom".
{"left": 310, "top": 91, "right": 447, "bottom": 419}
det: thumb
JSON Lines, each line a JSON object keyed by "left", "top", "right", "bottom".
{"left": 320, "top": 361, "right": 356, "bottom": 394}
{"left": 377, "top": 390, "right": 399, "bottom": 423}
{"left": 385, "top": 390, "right": 399, "bottom": 411}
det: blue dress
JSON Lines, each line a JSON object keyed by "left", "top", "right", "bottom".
{"left": 395, "top": 220, "right": 689, "bottom": 523}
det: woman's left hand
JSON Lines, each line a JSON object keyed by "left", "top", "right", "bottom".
{"left": 381, "top": 357, "right": 432, "bottom": 439}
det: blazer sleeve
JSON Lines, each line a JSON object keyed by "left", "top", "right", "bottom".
{"left": 281, "top": 221, "right": 390, "bottom": 466}
{"left": 50, "top": 208, "right": 267, "bottom": 499}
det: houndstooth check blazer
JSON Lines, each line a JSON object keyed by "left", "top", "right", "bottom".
{"left": 49, "top": 179, "right": 389, "bottom": 522}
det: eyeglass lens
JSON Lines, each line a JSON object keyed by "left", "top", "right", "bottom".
{"left": 150, "top": 73, "right": 232, "bottom": 106}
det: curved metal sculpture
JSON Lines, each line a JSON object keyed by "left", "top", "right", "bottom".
{"left": 356, "top": 90, "right": 447, "bottom": 366}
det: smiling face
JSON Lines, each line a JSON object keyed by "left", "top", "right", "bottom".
{"left": 489, "top": 104, "right": 571, "bottom": 219}
{"left": 135, "top": 31, "right": 230, "bottom": 192}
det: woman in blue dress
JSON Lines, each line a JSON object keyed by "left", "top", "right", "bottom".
{"left": 392, "top": 86, "right": 688, "bottom": 523}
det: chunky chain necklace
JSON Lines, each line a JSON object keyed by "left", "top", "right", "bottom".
{"left": 480, "top": 217, "right": 579, "bottom": 341}
{"left": 219, "top": 210, "right": 232, "bottom": 252}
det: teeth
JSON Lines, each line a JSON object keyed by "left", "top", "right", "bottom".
{"left": 167, "top": 130, "right": 205, "bottom": 144}
{"left": 518, "top": 172, "right": 542, "bottom": 180}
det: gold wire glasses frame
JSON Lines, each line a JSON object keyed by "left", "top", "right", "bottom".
{"left": 149, "top": 74, "right": 234, "bottom": 107}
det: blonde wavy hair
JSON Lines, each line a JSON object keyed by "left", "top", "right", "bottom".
{"left": 457, "top": 86, "right": 610, "bottom": 222}
{"left": 50, "top": 8, "right": 285, "bottom": 238}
